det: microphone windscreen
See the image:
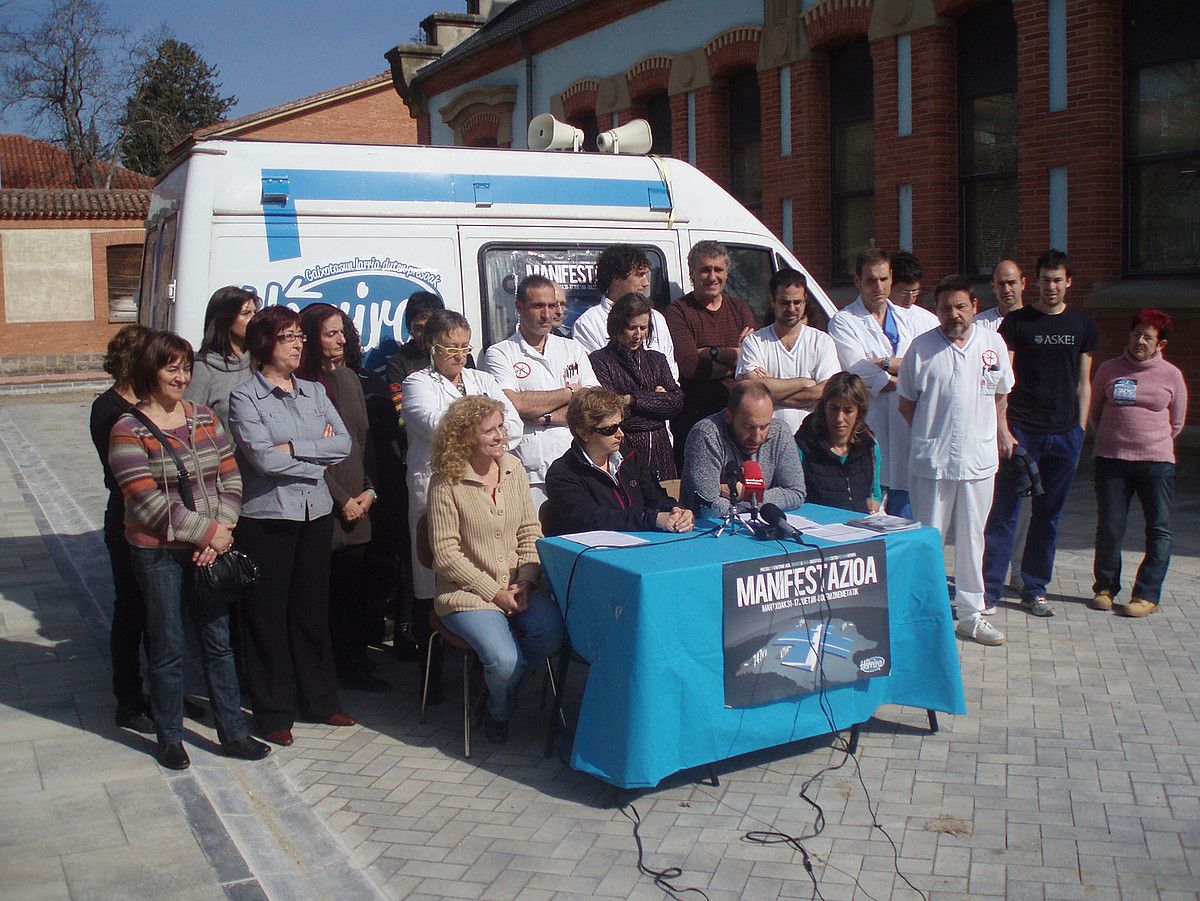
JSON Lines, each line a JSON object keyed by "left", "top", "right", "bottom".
{"left": 742, "top": 460, "right": 766, "bottom": 501}
{"left": 759, "top": 502, "right": 785, "bottom": 525}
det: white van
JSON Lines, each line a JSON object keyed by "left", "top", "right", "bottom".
{"left": 140, "top": 139, "right": 833, "bottom": 368}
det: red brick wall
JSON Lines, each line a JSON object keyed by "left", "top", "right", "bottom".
{"left": 234, "top": 86, "right": 418, "bottom": 145}
{"left": 691, "top": 84, "right": 729, "bottom": 190}
{"left": 787, "top": 57, "right": 833, "bottom": 286}
{"left": 871, "top": 25, "right": 959, "bottom": 282}
{"left": 670, "top": 93, "right": 689, "bottom": 165}
{"left": 1014, "top": 0, "right": 1122, "bottom": 299}
{"left": 0, "top": 221, "right": 143, "bottom": 363}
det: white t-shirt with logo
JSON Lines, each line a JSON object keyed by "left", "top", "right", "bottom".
{"left": 482, "top": 332, "right": 599, "bottom": 485}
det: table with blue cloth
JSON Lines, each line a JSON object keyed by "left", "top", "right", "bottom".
{"left": 536, "top": 504, "right": 966, "bottom": 789}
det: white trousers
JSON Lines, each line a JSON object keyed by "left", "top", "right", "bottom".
{"left": 910, "top": 474, "right": 995, "bottom": 618}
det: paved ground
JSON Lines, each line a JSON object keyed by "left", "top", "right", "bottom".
{"left": 1, "top": 391, "right": 1197, "bottom": 900}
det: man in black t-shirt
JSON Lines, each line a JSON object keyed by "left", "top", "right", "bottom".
{"left": 982, "top": 250, "right": 1099, "bottom": 617}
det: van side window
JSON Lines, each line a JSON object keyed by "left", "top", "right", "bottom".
{"left": 724, "top": 245, "right": 775, "bottom": 324}
{"left": 478, "top": 245, "right": 667, "bottom": 348}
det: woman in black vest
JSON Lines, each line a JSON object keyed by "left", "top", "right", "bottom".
{"left": 795, "top": 373, "right": 882, "bottom": 514}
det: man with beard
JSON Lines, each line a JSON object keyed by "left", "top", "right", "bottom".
{"left": 899, "top": 276, "right": 1013, "bottom": 646}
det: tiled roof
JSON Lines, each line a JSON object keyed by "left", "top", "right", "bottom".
{"left": 411, "top": 0, "right": 583, "bottom": 83}
{"left": 0, "top": 134, "right": 154, "bottom": 189}
{"left": 194, "top": 72, "right": 396, "bottom": 139}
{"left": 0, "top": 188, "right": 151, "bottom": 220}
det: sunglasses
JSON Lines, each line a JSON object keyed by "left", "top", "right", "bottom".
{"left": 433, "top": 343, "right": 473, "bottom": 356}
{"left": 592, "top": 422, "right": 623, "bottom": 437}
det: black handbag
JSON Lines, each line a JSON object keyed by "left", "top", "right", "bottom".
{"left": 128, "top": 407, "right": 258, "bottom": 599}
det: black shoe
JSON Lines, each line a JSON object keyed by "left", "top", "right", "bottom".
{"left": 115, "top": 700, "right": 154, "bottom": 733}
{"left": 156, "top": 741, "right": 190, "bottom": 770}
{"left": 483, "top": 711, "right": 509, "bottom": 744}
{"left": 222, "top": 736, "right": 271, "bottom": 761}
{"left": 339, "top": 669, "right": 392, "bottom": 693}
{"left": 392, "top": 624, "right": 420, "bottom": 661}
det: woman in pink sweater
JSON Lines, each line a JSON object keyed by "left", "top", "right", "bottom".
{"left": 1087, "top": 309, "right": 1188, "bottom": 617}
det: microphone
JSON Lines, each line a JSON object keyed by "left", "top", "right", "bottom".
{"left": 760, "top": 502, "right": 799, "bottom": 539}
{"left": 742, "top": 460, "right": 765, "bottom": 517}
{"left": 721, "top": 461, "right": 742, "bottom": 505}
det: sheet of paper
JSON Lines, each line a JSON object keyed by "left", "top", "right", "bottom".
{"left": 735, "top": 512, "right": 819, "bottom": 530}
{"left": 558, "top": 530, "right": 650, "bottom": 548}
{"left": 801, "top": 522, "right": 880, "bottom": 543}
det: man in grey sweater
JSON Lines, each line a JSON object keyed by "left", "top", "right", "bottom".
{"left": 681, "top": 380, "right": 806, "bottom": 516}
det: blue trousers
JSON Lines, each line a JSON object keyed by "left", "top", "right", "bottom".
{"left": 443, "top": 590, "right": 564, "bottom": 720}
{"left": 131, "top": 547, "right": 249, "bottom": 745}
{"left": 1093, "top": 457, "right": 1174, "bottom": 604}
{"left": 983, "top": 424, "right": 1084, "bottom": 604}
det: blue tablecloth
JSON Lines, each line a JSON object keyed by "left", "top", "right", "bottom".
{"left": 537, "top": 504, "right": 967, "bottom": 789}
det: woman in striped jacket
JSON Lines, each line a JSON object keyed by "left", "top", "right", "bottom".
{"left": 109, "top": 331, "right": 269, "bottom": 770}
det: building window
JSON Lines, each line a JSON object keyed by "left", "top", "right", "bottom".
{"left": 1124, "top": 1, "right": 1200, "bottom": 274}
{"left": 640, "top": 91, "right": 673, "bottom": 156}
{"left": 728, "top": 69, "right": 762, "bottom": 218}
{"left": 829, "top": 40, "right": 874, "bottom": 283}
{"left": 957, "top": 0, "right": 1018, "bottom": 277}
{"left": 568, "top": 111, "right": 599, "bottom": 152}
{"left": 107, "top": 244, "right": 142, "bottom": 323}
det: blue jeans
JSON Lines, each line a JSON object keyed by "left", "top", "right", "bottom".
{"left": 442, "top": 590, "right": 564, "bottom": 720}
{"left": 131, "top": 547, "right": 249, "bottom": 745}
{"left": 1093, "top": 457, "right": 1174, "bottom": 604}
{"left": 983, "top": 424, "right": 1085, "bottom": 604}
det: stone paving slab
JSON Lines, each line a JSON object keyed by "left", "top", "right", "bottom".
{"left": 2, "top": 393, "right": 1199, "bottom": 900}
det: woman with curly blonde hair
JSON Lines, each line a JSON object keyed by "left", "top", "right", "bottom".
{"left": 426, "top": 396, "right": 563, "bottom": 743}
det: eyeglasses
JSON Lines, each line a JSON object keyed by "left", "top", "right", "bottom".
{"left": 433, "top": 343, "right": 473, "bottom": 357}
{"left": 894, "top": 287, "right": 922, "bottom": 298}
{"left": 592, "top": 422, "right": 623, "bottom": 437}
{"left": 276, "top": 332, "right": 305, "bottom": 344}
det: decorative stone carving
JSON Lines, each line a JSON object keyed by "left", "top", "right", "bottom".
{"left": 438, "top": 84, "right": 517, "bottom": 146}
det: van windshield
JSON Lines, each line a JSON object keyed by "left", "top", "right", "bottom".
{"left": 478, "top": 245, "right": 667, "bottom": 348}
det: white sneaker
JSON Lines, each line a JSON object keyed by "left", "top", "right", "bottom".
{"left": 956, "top": 616, "right": 1005, "bottom": 646}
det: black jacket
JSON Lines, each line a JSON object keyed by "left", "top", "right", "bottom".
{"left": 542, "top": 443, "right": 676, "bottom": 536}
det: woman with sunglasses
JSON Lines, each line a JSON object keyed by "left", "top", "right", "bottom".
{"left": 227, "top": 306, "right": 355, "bottom": 747}
{"left": 402, "top": 310, "right": 521, "bottom": 700}
{"left": 542, "top": 387, "right": 693, "bottom": 537}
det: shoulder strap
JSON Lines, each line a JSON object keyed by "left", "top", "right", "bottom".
{"left": 127, "top": 407, "right": 196, "bottom": 511}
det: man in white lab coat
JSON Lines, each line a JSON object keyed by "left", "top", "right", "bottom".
{"left": 827, "top": 248, "right": 923, "bottom": 517}
{"left": 898, "top": 276, "right": 1013, "bottom": 646}
{"left": 570, "top": 245, "right": 677, "bottom": 379}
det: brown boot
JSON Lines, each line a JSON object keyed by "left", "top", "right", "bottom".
{"left": 1089, "top": 590, "right": 1114, "bottom": 611}
{"left": 1118, "top": 598, "right": 1158, "bottom": 618}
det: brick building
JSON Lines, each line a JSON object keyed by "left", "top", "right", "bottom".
{"left": 0, "top": 135, "right": 151, "bottom": 376}
{"left": 188, "top": 72, "right": 418, "bottom": 145}
{"left": 388, "top": 0, "right": 1200, "bottom": 426}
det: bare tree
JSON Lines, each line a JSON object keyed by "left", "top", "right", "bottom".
{"left": 0, "top": 0, "right": 146, "bottom": 187}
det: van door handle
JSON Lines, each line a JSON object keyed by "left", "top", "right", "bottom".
{"left": 473, "top": 182, "right": 492, "bottom": 207}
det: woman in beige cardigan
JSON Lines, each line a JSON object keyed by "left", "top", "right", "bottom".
{"left": 427, "top": 396, "right": 564, "bottom": 743}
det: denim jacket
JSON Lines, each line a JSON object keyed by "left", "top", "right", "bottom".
{"left": 228, "top": 371, "right": 350, "bottom": 521}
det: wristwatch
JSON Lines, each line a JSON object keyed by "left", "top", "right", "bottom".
{"left": 708, "top": 346, "right": 720, "bottom": 362}
{"left": 878, "top": 356, "right": 892, "bottom": 372}
{"left": 542, "top": 412, "right": 552, "bottom": 426}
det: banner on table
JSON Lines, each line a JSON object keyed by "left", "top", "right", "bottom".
{"left": 722, "top": 540, "right": 891, "bottom": 708}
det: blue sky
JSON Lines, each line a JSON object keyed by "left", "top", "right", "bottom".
{"left": 0, "top": 0, "right": 436, "bottom": 134}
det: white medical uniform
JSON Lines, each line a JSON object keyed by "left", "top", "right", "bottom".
{"left": 974, "top": 306, "right": 1004, "bottom": 331}
{"left": 898, "top": 324, "right": 1014, "bottom": 618}
{"left": 482, "top": 332, "right": 599, "bottom": 507}
{"left": 735, "top": 324, "right": 840, "bottom": 435}
{"left": 403, "top": 366, "right": 523, "bottom": 597}
{"left": 827, "top": 298, "right": 924, "bottom": 492}
{"left": 571, "top": 299, "right": 678, "bottom": 379}
{"left": 903, "top": 304, "right": 939, "bottom": 335}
